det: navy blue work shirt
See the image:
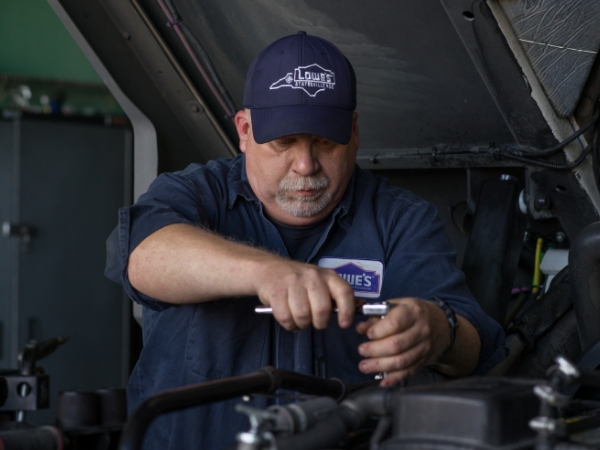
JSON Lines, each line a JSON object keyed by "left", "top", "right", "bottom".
{"left": 111, "top": 154, "right": 506, "bottom": 450}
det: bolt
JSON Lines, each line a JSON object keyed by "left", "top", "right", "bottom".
{"left": 556, "top": 356, "right": 580, "bottom": 379}
{"left": 188, "top": 102, "right": 204, "bottom": 114}
{"left": 500, "top": 174, "right": 517, "bottom": 182}
{"left": 555, "top": 232, "right": 566, "bottom": 243}
{"left": 534, "top": 192, "right": 552, "bottom": 211}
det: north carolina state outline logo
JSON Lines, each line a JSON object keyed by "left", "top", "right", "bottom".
{"left": 270, "top": 63, "right": 336, "bottom": 97}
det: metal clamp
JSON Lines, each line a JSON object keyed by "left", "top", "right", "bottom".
{"left": 235, "top": 404, "right": 277, "bottom": 450}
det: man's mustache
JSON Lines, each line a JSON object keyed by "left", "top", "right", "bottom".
{"left": 278, "top": 175, "right": 330, "bottom": 192}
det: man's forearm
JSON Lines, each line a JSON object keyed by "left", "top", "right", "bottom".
{"left": 128, "top": 223, "right": 282, "bottom": 303}
{"left": 127, "top": 223, "right": 356, "bottom": 331}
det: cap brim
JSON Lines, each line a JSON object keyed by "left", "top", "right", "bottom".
{"left": 250, "top": 105, "right": 354, "bottom": 145}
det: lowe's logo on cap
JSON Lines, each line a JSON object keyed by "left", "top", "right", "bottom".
{"left": 318, "top": 257, "right": 384, "bottom": 299}
{"left": 270, "top": 63, "right": 336, "bottom": 97}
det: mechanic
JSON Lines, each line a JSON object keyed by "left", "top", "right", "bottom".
{"left": 108, "top": 32, "right": 505, "bottom": 449}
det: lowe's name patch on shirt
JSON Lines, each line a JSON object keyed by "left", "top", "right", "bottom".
{"left": 318, "top": 257, "right": 384, "bottom": 299}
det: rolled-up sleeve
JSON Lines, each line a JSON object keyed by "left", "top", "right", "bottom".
{"left": 113, "top": 165, "right": 216, "bottom": 310}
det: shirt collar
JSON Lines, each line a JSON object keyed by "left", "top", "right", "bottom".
{"left": 227, "top": 153, "right": 357, "bottom": 230}
{"left": 227, "top": 154, "right": 259, "bottom": 208}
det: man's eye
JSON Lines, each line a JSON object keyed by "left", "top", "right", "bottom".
{"left": 277, "top": 139, "right": 294, "bottom": 146}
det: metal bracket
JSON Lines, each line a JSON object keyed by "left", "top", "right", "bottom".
{"left": 0, "top": 373, "right": 49, "bottom": 411}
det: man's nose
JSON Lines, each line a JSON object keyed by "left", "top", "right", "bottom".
{"left": 292, "top": 141, "right": 320, "bottom": 175}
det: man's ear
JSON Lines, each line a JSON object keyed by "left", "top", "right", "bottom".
{"left": 235, "top": 110, "right": 250, "bottom": 153}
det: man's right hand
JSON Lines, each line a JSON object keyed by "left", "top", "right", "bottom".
{"left": 254, "top": 259, "right": 355, "bottom": 331}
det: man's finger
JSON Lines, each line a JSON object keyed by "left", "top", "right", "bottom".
{"left": 366, "top": 303, "right": 417, "bottom": 340}
{"left": 306, "top": 280, "right": 334, "bottom": 329}
{"left": 358, "top": 343, "right": 426, "bottom": 375}
{"left": 270, "top": 294, "right": 296, "bottom": 331}
{"left": 358, "top": 325, "right": 422, "bottom": 358}
{"left": 356, "top": 317, "right": 380, "bottom": 335}
{"left": 287, "top": 285, "right": 313, "bottom": 329}
{"left": 327, "top": 271, "right": 356, "bottom": 328}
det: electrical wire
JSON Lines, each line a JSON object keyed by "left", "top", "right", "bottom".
{"left": 532, "top": 237, "right": 544, "bottom": 297}
{"left": 501, "top": 145, "right": 592, "bottom": 170}
{"left": 509, "top": 109, "right": 600, "bottom": 158}
{"left": 367, "top": 102, "right": 600, "bottom": 171}
{"left": 155, "top": 0, "right": 236, "bottom": 119}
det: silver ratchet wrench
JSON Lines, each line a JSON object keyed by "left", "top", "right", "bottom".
{"left": 254, "top": 302, "right": 395, "bottom": 316}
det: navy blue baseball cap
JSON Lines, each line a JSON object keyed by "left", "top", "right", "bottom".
{"left": 243, "top": 31, "right": 356, "bottom": 145}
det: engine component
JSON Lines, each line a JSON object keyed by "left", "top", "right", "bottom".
{"left": 0, "top": 372, "right": 50, "bottom": 413}
{"left": 529, "top": 357, "right": 600, "bottom": 450}
{"left": 18, "top": 336, "right": 69, "bottom": 376}
{"left": 0, "top": 377, "right": 7, "bottom": 407}
{"left": 56, "top": 391, "right": 100, "bottom": 431}
{"left": 269, "top": 397, "right": 338, "bottom": 437}
{"left": 118, "top": 366, "right": 352, "bottom": 450}
{"left": 0, "top": 336, "right": 69, "bottom": 422}
{"left": 569, "top": 222, "right": 600, "bottom": 350}
{"left": 117, "top": 358, "right": 600, "bottom": 450}
{"left": 383, "top": 377, "right": 539, "bottom": 450}
{"left": 273, "top": 386, "right": 392, "bottom": 450}
{"left": 0, "top": 426, "right": 64, "bottom": 450}
{"left": 96, "top": 388, "right": 127, "bottom": 427}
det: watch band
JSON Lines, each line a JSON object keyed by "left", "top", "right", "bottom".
{"left": 431, "top": 295, "right": 458, "bottom": 355}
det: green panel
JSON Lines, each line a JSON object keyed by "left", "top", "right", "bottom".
{"left": 0, "top": 0, "right": 101, "bottom": 83}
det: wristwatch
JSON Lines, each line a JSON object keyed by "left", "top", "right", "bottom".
{"left": 431, "top": 296, "right": 458, "bottom": 354}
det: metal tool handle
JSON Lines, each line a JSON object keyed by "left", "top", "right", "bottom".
{"left": 255, "top": 302, "right": 393, "bottom": 316}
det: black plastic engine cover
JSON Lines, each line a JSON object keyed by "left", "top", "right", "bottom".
{"left": 383, "top": 377, "right": 539, "bottom": 450}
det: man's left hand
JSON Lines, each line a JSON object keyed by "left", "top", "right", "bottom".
{"left": 356, "top": 297, "right": 469, "bottom": 387}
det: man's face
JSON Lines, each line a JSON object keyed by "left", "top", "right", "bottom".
{"left": 235, "top": 110, "right": 359, "bottom": 227}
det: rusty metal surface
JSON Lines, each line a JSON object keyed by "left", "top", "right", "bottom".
{"left": 498, "top": 0, "right": 600, "bottom": 117}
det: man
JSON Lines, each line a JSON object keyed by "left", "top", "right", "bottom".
{"left": 111, "top": 32, "right": 505, "bottom": 449}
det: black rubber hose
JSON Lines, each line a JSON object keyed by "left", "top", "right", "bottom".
{"left": 118, "top": 367, "right": 349, "bottom": 450}
{"left": 274, "top": 386, "right": 391, "bottom": 450}
{"left": 275, "top": 407, "right": 357, "bottom": 450}
{"left": 569, "top": 222, "right": 600, "bottom": 350}
{"left": 341, "top": 385, "right": 391, "bottom": 423}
